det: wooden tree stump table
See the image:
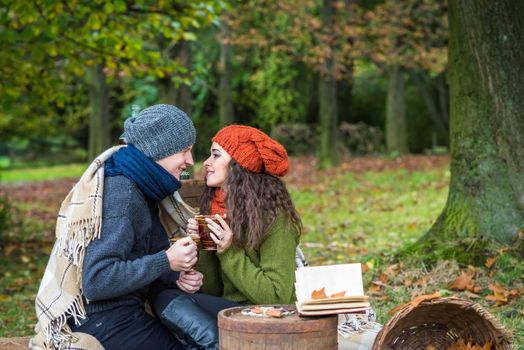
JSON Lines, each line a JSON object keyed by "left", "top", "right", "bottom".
{"left": 218, "top": 305, "right": 338, "bottom": 350}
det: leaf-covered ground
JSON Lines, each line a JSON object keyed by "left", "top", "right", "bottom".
{"left": 1, "top": 155, "right": 522, "bottom": 348}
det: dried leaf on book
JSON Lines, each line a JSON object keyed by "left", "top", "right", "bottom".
{"left": 311, "top": 287, "right": 328, "bottom": 299}
{"left": 295, "top": 264, "right": 370, "bottom": 316}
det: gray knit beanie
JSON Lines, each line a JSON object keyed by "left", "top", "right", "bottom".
{"left": 124, "top": 104, "right": 196, "bottom": 160}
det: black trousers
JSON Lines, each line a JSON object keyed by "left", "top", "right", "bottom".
{"left": 148, "top": 281, "right": 241, "bottom": 319}
{"left": 69, "top": 304, "right": 183, "bottom": 350}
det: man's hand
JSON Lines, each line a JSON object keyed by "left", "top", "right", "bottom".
{"left": 166, "top": 236, "right": 197, "bottom": 271}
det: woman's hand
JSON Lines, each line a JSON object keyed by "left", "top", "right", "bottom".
{"left": 186, "top": 217, "right": 199, "bottom": 236}
{"left": 165, "top": 236, "right": 197, "bottom": 271}
{"left": 176, "top": 270, "right": 203, "bottom": 294}
{"left": 207, "top": 214, "right": 233, "bottom": 253}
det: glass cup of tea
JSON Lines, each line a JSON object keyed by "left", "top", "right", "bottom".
{"left": 195, "top": 215, "right": 223, "bottom": 251}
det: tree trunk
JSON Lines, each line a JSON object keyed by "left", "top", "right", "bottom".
{"left": 158, "top": 41, "right": 192, "bottom": 114}
{"left": 409, "top": 69, "right": 449, "bottom": 144}
{"left": 425, "top": 0, "right": 524, "bottom": 248}
{"left": 318, "top": 0, "right": 339, "bottom": 169}
{"left": 86, "top": 64, "right": 110, "bottom": 161}
{"left": 385, "top": 64, "right": 409, "bottom": 154}
{"left": 218, "top": 17, "right": 234, "bottom": 126}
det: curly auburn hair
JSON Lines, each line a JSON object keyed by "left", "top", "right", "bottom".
{"left": 199, "top": 159, "right": 302, "bottom": 250}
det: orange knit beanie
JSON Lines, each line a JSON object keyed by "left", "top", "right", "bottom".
{"left": 212, "top": 125, "right": 289, "bottom": 176}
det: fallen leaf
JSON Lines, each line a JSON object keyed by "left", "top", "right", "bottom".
{"left": 330, "top": 290, "right": 346, "bottom": 298}
{"left": 486, "top": 283, "right": 520, "bottom": 305}
{"left": 389, "top": 292, "right": 441, "bottom": 315}
{"left": 484, "top": 257, "right": 496, "bottom": 269}
{"left": 414, "top": 275, "right": 430, "bottom": 287}
{"left": 311, "top": 287, "right": 327, "bottom": 299}
{"left": 361, "top": 262, "right": 370, "bottom": 273}
{"left": 450, "top": 270, "right": 480, "bottom": 293}
{"left": 425, "top": 345, "right": 438, "bottom": 350}
{"left": 379, "top": 272, "right": 389, "bottom": 284}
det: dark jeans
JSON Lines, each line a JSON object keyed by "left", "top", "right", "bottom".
{"left": 69, "top": 304, "right": 183, "bottom": 350}
{"left": 148, "top": 281, "right": 241, "bottom": 319}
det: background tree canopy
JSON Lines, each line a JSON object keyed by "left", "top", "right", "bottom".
{"left": 0, "top": 0, "right": 448, "bottom": 165}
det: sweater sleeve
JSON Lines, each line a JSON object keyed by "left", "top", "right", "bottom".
{"left": 82, "top": 215, "right": 171, "bottom": 301}
{"left": 82, "top": 177, "right": 171, "bottom": 301}
{"left": 217, "top": 216, "right": 298, "bottom": 304}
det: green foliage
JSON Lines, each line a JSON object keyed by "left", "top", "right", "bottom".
{"left": 0, "top": 0, "right": 224, "bottom": 155}
{"left": 250, "top": 52, "right": 306, "bottom": 128}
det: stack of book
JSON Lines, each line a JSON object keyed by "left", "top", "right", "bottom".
{"left": 295, "top": 263, "right": 370, "bottom": 316}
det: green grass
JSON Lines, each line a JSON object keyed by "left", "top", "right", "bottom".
{"left": 0, "top": 163, "right": 87, "bottom": 182}
{"left": 1, "top": 161, "right": 522, "bottom": 348}
{"left": 290, "top": 168, "right": 450, "bottom": 266}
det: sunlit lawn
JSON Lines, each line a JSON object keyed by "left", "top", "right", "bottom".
{"left": 291, "top": 168, "right": 449, "bottom": 266}
{"left": 0, "top": 163, "right": 87, "bottom": 182}
{"left": 1, "top": 161, "right": 522, "bottom": 348}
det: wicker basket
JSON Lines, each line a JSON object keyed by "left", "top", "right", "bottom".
{"left": 372, "top": 297, "right": 513, "bottom": 350}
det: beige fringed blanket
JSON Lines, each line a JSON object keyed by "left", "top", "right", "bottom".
{"left": 31, "top": 146, "right": 196, "bottom": 349}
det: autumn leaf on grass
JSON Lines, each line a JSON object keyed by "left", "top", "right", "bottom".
{"left": 379, "top": 263, "right": 402, "bottom": 284}
{"left": 311, "top": 287, "right": 327, "bottom": 299}
{"left": 486, "top": 283, "right": 520, "bottom": 305}
{"left": 414, "top": 275, "right": 430, "bottom": 288}
{"left": 484, "top": 257, "right": 496, "bottom": 269}
{"left": 425, "top": 345, "right": 438, "bottom": 350}
{"left": 368, "top": 280, "right": 386, "bottom": 295}
{"left": 389, "top": 292, "right": 441, "bottom": 315}
{"left": 450, "top": 270, "right": 481, "bottom": 293}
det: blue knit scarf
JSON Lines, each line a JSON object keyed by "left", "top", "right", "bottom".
{"left": 105, "top": 144, "right": 181, "bottom": 202}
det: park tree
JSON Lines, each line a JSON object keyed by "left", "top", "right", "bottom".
{"left": 217, "top": 11, "right": 234, "bottom": 126}
{"left": 355, "top": 0, "right": 447, "bottom": 154}
{"left": 226, "top": 0, "right": 357, "bottom": 166}
{"left": 1, "top": 1, "right": 222, "bottom": 160}
{"left": 423, "top": 0, "right": 524, "bottom": 256}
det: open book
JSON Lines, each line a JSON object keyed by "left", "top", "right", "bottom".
{"left": 295, "top": 263, "right": 370, "bottom": 316}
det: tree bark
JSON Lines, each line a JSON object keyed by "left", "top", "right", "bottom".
{"left": 425, "top": 0, "right": 524, "bottom": 247}
{"left": 318, "top": 0, "right": 339, "bottom": 168}
{"left": 218, "top": 17, "right": 234, "bottom": 126}
{"left": 385, "top": 64, "right": 409, "bottom": 154}
{"left": 86, "top": 63, "right": 110, "bottom": 161}
{"left": 158, "top": 41, "right": 192, "bottom": 114}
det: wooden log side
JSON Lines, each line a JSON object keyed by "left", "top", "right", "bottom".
{"left": 219, "top": 329, "right": 338, "bottom": 350}
{"left": 0, "top": 336, "right": 31, "bottom": 350}
{"left": 218, "top": 305, "right": 338, "bottom": 350}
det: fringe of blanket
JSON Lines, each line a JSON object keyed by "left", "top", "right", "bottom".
{"left": 56, "top": 216, "right": 102, "bottom": 267}
{"left": 45, "top": 295, "right": 85, "bottom": 350}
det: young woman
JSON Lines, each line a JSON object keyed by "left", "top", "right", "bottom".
{"left": 150, "top": 125, "right": 302, "bottom": 349}
{"left": 191, "top": 125, "right": 303, "bottom": 304}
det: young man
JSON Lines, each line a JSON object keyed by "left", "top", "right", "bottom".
{"left": 32, "top": 104, "right": 199, "bottom": 350}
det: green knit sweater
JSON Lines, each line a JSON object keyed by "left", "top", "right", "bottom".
{"left": 196, "top": 214, "right": 299, "bottom": 305}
